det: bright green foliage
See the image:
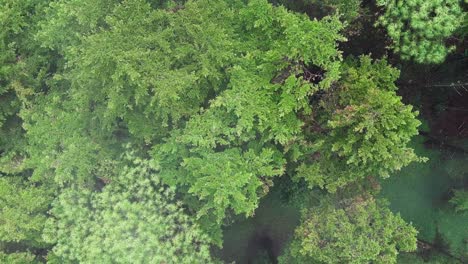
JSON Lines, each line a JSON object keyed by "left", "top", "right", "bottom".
{"left": 36, "top": 0, "right": 118, "bottom": 52}
{"left": 0, "top": 251, "right": 38, "bottom": 264}
{"left": 0, "top": 177, "right": 53, "bottom": 260}
{"left": 376, "top": 0, "right": 465, "bottom": 63}
{"left": 279, "top": 195, "right": 418, "bottom": 264}
{"left": 150, "top": 0, "right": 344, "bottom": 240}
{"left": 31, "top": 0, "right": 344, "bottom": 241}
{"left": 450, "top": 189, "right": 468, "bottom": 212}
{"left": 0, "top": 0, "right": 53, "bottom": 172}
{"left": 0, "top": 0, "right": 452, "bottom": 261}
{"left": 20, "top": 93, "right": 120, "bottom": 184}
{"left": 0, "top": 178, "right": 51, "bottom": 245}
{"left": 297, "top": 56, "right": 424, "bottom": 191}
{"left": 44, "top": 152, "right": 214, "bottom": 263}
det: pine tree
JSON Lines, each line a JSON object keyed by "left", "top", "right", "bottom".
{"left": 376, "top": 0, "right": 465, "bottom": 63}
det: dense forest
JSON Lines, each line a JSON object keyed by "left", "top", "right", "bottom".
{"left": 0, "top": 0, "right": 467, "bottom": 263}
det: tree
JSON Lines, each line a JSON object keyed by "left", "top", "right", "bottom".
{"left": 0, "top": 177, "right": 53, "bottom": 261}
{"left": 0, "top": 251, "right": 39, "bottom": 264}
{"left": 0, "top": 0, "right": 54, "bottom": 173}
{"left": 450, "top": 189, "right": 468, "bottom": 213}
{"left": 279, "top": 194, "right": 418, "bottom": 264}
{"left": 44, "top": 151, "right": 214, "bottom": 263}
{"left": 270, "top": 0, "right": 363, "bottom": 24}
{"left": 0, "top": 3, "right": 58, "bottom": 258}
{"left": 376, "top": 0, "right": 465, "bottom": 64}
{"left": 296, "top": 56, "right": 424, "bottom": 192}
{"left": 31, "top": 0, "right": 345, "bottom": 242}
{"left": 0, "top": 0, "right": 442, "bottom": 262}
{"left": 150, "top": 0, "right": 344, "bottom": 241}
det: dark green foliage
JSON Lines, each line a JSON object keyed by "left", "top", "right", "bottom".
{"left": 376, "top": 0, "right": 465, "bottom": 63}
{"left": 398, "top": 252, "right": 463, "bottom": 264}
{"left": 450, "top": 189, "right": 468, "bottom": 212}
{"left": 306, "top": 0, "right": 362, "bottom": 23}
{"left": 0, "top": 1, "right": 57, "bottom": 260}
{"left": 0, "top": 0, "right": 53, "bottom": 171}
{"left": 380, "top": 136, "right": 468, "bottom": 259}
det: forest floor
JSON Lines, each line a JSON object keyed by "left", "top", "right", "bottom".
{"left": 380, "top": 136, "right": 468, "bottom": 262}
{"left": 213, "top": 186, "right": 301, "bottom": 264}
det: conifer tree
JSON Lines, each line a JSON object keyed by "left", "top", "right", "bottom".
{"left": 279, "top": 195, "right": 418, "bottom": 264}
{"left": 376, "top": 0, "right": 464, "bottom": 63}
{"left": 44, "top": 151, "right": 214, "bottom": 263}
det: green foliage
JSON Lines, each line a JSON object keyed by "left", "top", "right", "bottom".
{"left": 0, "top": 0, "right": 461, "bottom": 262}
{"left": 36, "top": 0, "right": 117, "bottom": 52}
{"left": 0, "top": 251, "right": 38, "bottom": 264}
{"left": 297, "top": 56, "right": 424, "bottom": 191}
{"left": 0, "top": 177, "right": 52, "bottom": 246}
{"left": 450, "top": 189, "right": 468, "bottom": 212}
{"left": 398, "top": 252, "right": 462, "bottom": 264}
{"left": 150, "top": 0, "right": 344, "bottom": 241}
{"left": 279, "top": 195, "right": 418, "bottom": 264}
{"left": 376, "top": 0, "right": 465, "bottom": 63}
{"left": 0, "top": 0, "right": 53, "bottom": 171}
{"left": 0, "top": 176, "right": 53, "bottom": 262}
{"left": 271, "top": 0, "right": 362, "bottom": 24}
{"left": 21, "top": 93, "right": 120, "bottom": 184}
{"left": 44, "top": 151, "right": 214, "bottom": 263}
{"left": 307, "top": 0, "right": 362, "bottom": 23}
{"left": 9, "top": 0, "right": 345, "bottom": 248}
{"left": 33, "top": 0, "right": 344, "bottom": 242}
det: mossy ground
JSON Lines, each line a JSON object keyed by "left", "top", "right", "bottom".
{"left": 380, "top": 136, "right": 468, "bottom": 260}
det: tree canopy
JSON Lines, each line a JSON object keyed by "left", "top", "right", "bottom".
{"left": 376, "top": 0, "right": 465, "bottom": 63}
{"left": 44, "top": 150, "right": 214, "bottom": 263}
{"left": 295, "top": 56, "right": 424, "bottom": 191}
{"left": 279, "top": 194, "right": 418, "bottom": 264}
{"left": 0, "top": 0, "right": 464, "bottom": 262}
